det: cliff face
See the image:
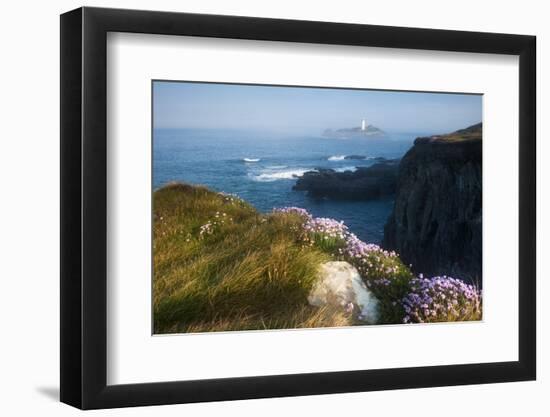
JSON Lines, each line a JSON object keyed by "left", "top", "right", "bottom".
{"left": 383, "top": 123, "right": 482, "bottom": 284}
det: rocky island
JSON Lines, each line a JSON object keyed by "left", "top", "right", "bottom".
{"left": 383, "top": 123, "right": 482, "bottom": 284}
{"left": 323, "top": 120, "right": 386, "bottom": 139}
{"left": 293, "top": 159, "right": 400, "bottom": 200}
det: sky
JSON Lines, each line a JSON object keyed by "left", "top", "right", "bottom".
{"left": 153, "top": 81, "right": 482, "bottom": 135}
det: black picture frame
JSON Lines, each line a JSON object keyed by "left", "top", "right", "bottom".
{"left": 60, "top": 6, "right": 536, "bottom": 410}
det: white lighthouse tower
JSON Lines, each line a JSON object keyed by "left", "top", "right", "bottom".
{"left": 361, "top": 119, "right": 367, "bottom": 131}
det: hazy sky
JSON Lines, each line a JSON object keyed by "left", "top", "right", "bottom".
{"left": 153, "top": 81, "right": 482, "bottom": 134}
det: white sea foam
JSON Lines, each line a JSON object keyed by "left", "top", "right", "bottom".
{"left": 334, "top": 166, "right": 358, "bottom": 173}
{"left": 328, "top": 155, "right": 346, "bottom": 161}
{"left": 243, "top": 158, "right": 260, "bottom": 162}
{"left": 250, "top": 168, "right": 316, "bottom": 182}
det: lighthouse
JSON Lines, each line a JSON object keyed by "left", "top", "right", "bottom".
{"left": 361, "top": 119, "right": 367, "bottom": 131}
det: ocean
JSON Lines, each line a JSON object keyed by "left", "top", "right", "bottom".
{"left": 153, "top": 128, "right": 421, "bottom": 244}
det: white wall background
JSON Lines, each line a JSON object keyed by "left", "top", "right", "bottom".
{"left": 0, "top": 0, "right": 546, "bottom": 415}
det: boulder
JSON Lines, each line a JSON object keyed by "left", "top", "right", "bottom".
{"left": 308, "top": 261, "right": 380, "bottom": 324}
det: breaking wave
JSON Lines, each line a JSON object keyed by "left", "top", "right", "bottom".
{"left": 249, "top": 168, "right": 316, "bottom": 182}
{"left": 334, "top": 166, "right": 358, "bottom": 172}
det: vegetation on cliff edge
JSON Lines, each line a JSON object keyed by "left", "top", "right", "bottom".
{"left": 154, "top": 182, "right": 481, "bottom": 334}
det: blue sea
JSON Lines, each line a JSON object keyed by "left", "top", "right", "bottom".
{"left": 153, "top": 129, "right": 421, "bottom": 244}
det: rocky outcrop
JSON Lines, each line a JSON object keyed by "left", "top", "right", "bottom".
{"left": 383, "top": 123, "right": 482, "bottom": 284}
{"left": 293, "top": 159, "right": 399, "bottom": 200}
{"left": 308, "top": 261, "right": 380, "bottom": 324}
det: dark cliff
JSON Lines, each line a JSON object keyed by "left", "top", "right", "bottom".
{"left": 383, "top": 123, "right": 482, "bottom": 284}
{"left": 293, "top": 159, "right": 399, "bottom": 200}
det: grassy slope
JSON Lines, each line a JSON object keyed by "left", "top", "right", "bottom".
{"left": 430, "top": 122, "right": 482, "bottom": 143}
{"left": 154, "top": 182, "right": 480, "bottom": 333}
{"left": 153, "top": 183, "right": 349, "bottom": 333}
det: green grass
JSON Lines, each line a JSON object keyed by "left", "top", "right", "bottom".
{"left": 433, "top": 132, "right": 481, "bottom": 143}
{"left": 430, "top": 123, "right": 482, "bottom": 143}
{"left": 153, "top": 182, "right": 350, "bottom": 333}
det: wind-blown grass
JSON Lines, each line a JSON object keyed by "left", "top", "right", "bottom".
{"left": 154, "top": 183, "right": 341, "bottom": 333}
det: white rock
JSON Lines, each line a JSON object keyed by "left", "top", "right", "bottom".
{"left": 308, "top": 261, "right": 380, "bottom": 324}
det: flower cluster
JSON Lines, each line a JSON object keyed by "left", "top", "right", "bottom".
{"left": 198, "top": 211, "right": 232, "bottom": 239}
{"left": 339, "top": 233, "right": 404, "bottom": 281}
{"left": 219, "top": 191, "right": 243, "bottom": 205}
{"left": 344, "top": 233, "right": 397, "bottom": 260}
{"left": 199, "top": 221, "right": 214, "bottom": 236}
{"left": 304, "top": 217, "right": 348, "bottom": 240}
{"left": 269, "top": 206, "right": 482, "bottom": 325}
{"left": 272, "top": 206, "right": 312, "bottom": 219}
{"left": 274, "top": 207, "right": 403, "bottom": 280}
{"left": 401, "top": 275, "right": 482, "bottom": 323}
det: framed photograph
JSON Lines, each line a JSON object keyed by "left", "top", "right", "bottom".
{"left": 60, "top": 6, "right": 536, "bottom": 409}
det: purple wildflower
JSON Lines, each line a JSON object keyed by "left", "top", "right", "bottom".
{"left": 272, "top": 207, "right": 312, "bottom": 219}
{"left": 304, "top": 217, "right": 349, "bottom": 240}
{"left": 401, "top": 276, "right": 482, "bottom": 323}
